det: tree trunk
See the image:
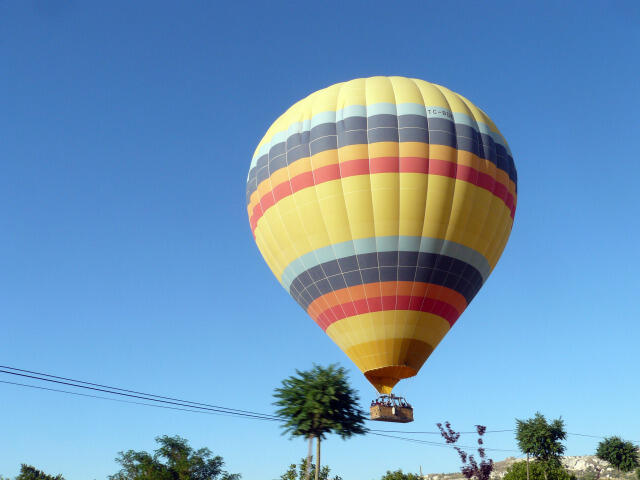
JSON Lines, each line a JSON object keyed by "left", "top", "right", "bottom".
{"left": 314, "top": 436, "right": 321, "bottom": 480}
{"left": 526, "top": 454, "right": 530, "bottom": 480}
{"left": 304, "top": 435, "right": 313, "bottom": 480}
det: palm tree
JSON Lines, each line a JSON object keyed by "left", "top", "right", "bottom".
{"left": 273, "top": 364, "right": 367, "bottom": 480}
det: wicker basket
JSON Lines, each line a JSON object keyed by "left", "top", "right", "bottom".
{"left": 370, "top": 404, "right": 414, "bottom": 423}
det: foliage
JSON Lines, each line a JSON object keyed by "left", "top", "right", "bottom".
{"left": 438, "top": 422, "right": 493, "bottom": 480}
{"left": 577, "top": 469, "right": 598, "bottom": 480}
{"left": 503, "top": 461, "right": 575, "bottom": 480}
{"left": 635, "top": 467, "right": 640, "bottom": 480}
{"left": 516, "top": 412, "right": 567, "bottom": 477}
{"left": 273, "top": 364, "right": 367, "bottom": 441}
{"left": 279, "top": 458, "right": 342, "bottom": 480}
{"left": 108, "top": 435, "right": 240, "bottom": 480}
{"left": 15, "top": 464, "right": 65, "bottom": 480}
{"left": 379, "top": 469, "right": 422, "bottom": 480}
{"left": 595, "top": 437, "right": 640, "bottom": 473}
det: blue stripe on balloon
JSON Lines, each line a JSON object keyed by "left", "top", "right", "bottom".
{"left": 248, "top": 102, "right": 509, "bottom": 173}
{"left": 278, "top": 236, "right": 492, "bottom": 293}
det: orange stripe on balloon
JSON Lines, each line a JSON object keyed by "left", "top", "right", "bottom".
{"left": 306, "top": 282, "right": 467, "bottom": 324}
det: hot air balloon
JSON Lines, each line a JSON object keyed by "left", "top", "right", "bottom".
{"left": 246, "top": 76, "right": 516, "bottom": 422}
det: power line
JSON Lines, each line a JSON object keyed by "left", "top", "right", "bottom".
{"left": 0, "top": 379, "right": 267, "bottom": 419}
{"left": 3, "top": 375, "right": 520, "bottom": 453}
{"left": 2, "top": 365, "right": 637, "bottom": 445}
{"left": 369, "top": 428, "right": 514, "bottom": 435}
{"left": 0, "top": 367, "right": 278, "bottom": 421}
{"left": 370, "top": 429, "right": 640, "bottom": 443}
{"left": 368, "top": 432, "right": 520, "bottom": 453}
{"left": 0, "top": 364, "right": 277, "bottom": 419}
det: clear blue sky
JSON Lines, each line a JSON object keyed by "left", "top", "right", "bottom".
{"left": 1, "top": 1, "right": 639, "bottom": 479}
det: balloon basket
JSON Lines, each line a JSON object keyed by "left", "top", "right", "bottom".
{"left": 369, "top": 394, "right": 413, "bottom": 423}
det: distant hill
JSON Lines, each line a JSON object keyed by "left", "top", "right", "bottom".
{"left": 420, "top": 455, "right": 638, "bottom": 480}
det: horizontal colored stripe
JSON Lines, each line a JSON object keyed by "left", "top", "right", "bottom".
{"left": 288, "top": 250, "right": 483, "bottom": 310}
{"left": 324, "top": 308, "right": 451, "bottom": 379}
{"left": 281, "top": 238, "right": 489, "bottom": 294}
{"left": 249, "top": 102, "right": 513, "bottom": 171}
{"left": 249, "top": 156, "right": 515, "bottom": 233}
{"left": 325, "top": 309, "right": 451, "bottom": 351}
{"left": 247, "top": 142, "right": 516, "bottom": 212}
{"left": 313, "top": 296, "right": 461, "bottom": 331}
{"left": 247, "top": 113, "right": 516, "bottom": 198}
{"left": 306, "top": 281, "right": 468, "bottom": 323}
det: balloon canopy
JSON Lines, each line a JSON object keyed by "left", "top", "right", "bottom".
{"left": 246, "top": 76, "right": 517, "bottom": 393}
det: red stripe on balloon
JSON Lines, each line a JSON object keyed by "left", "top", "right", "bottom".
{"left": 250, "top": 157, "right": 516, "bottom": 232}
{"left": 313, "top": 294, "right": 462, "bottom": 331}
{"left": 339, "top": 158, "right": 370, "bottom": 176}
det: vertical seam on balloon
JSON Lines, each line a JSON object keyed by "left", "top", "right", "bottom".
{"left": 257, "top": 132, "right": 292, "bottom": 292}
{"left": 286, "top": 99, "right": 342, "bottom": 328}
{"left": 446, "top": 93, "right": 485, "bottom": 310}
{"left": 418, "top": 84, "right": 458, "bottom": 320}
{"left": 406, "top": 79, "right": 430, "bottom": 316}
{"left": 328, "top": 87, "right": 359, "bottom": 358}
{"left": 404, "top": 79, "right": 427, "bottom": 349}
{"left": 409, "top": 78, "right": 435, "bottom": 366}
{"left": 415, "top": 81, "right": 439, "bottom": 323}
{"left": 335, "top": 82, "right": 362, "bottom": 360}
{"left": 471, "top": 104, "right": 504, "bottom": 282}
{"left": 389, "top": 77, "right": 402, "bottom": 367}
{"left": 269, "top": 100, "right": 332, "bottom": 323}
{"left": 274, "top": 105, "right": 320, "bottom": 309}
{"left": 263, "top": 105, "right": 311, "bottom": 300}
{"left": 470, "top": 107, "right": 513, "bottom": 275}
{"left": 363, "top": 77, "right": 381, "bottom": 370}
{"left": 305, "top": 94, "right": 350, "bottom": 331}
{"left": 489, "top": 122, "right": 517, "bottom": 271}
{"left": 332, "top": 80, "right": 363, "bottom": 354}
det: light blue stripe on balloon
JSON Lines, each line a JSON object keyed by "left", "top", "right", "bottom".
{"left": 396, "top": 103, "right": 427, "bottom": 116}
{"left": 353, "top": 237, "right": 376, "bottom": 254}
{"left": 398, "top": 236, "right": 421, "bottom": 251}
{"left": 310, "top": 111, "right": 337, "bottom": 129}
{"left": 374, "top": 236, "right": 399, "bottom": 251}
{"left": 279, "top": 235, "right": 492, "bottom": 292}
{"left": 366, "top": 103, "right": 397, "bottom": 116}
{"left": 339, "top": 105, "right": 367, "bottom": 120}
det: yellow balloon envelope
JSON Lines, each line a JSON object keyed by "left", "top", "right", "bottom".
{"left": 246, "top": 77, "right": 517, "bottom": 393}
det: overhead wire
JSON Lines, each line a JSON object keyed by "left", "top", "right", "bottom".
{"left": 368, "top": 432, "right": 520, "bottom": 453}
{"left": 0, "top": 379, "right": 267, "bottom": 419}
{"left": 368, "top": 428, "right": 514, "bottom": 434}
{"left": 0, "top": 364, "right": 277, "bottom": 419}
{"left": 1, "top": 365, "right": 637, "bottom": 445}
{"left": 0, "top": 367, "right": 278, "bottom": 421}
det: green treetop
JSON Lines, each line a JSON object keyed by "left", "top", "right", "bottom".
{"left": 596, "top": 436, "right": 640, "bottom": 473}
{"left": 273, "top": 364, "right": 366, "bottom": 480}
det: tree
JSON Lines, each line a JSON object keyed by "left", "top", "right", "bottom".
{"left": 279, "top": 458, "right": 342, "bottom": 480}
{"left": 379, "top": 469, "right": 422, "bottom": 480}
{"left": 516, "top": 413, "right": 567, "bottom": 480}
{"left": 503, "top": 461, "right": 575, "bottom": 480}
{"left": 108, "top": 435, "right": 240, "bottom": 480}
{"left": 273, "top": 364, "right": 367, "bottom": 480}
{"left": 595, "top": 437, "right": 640, "bottom": 473}
{"left": 438, "top": 422, "right": 493, "bottom": 480}
{"left": 15, "top": 464, "right": 65, "bottom": 480}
